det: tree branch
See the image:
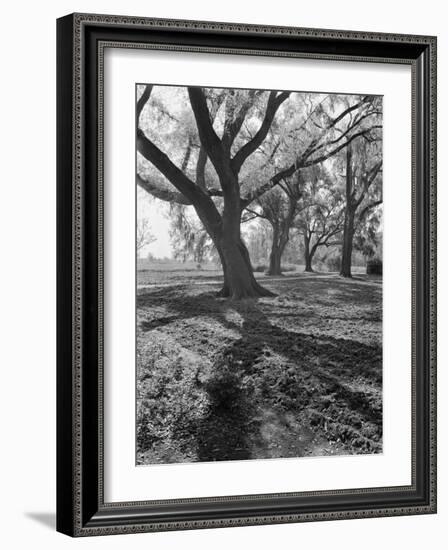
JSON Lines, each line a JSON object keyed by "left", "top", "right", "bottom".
{"left": 367, "top": 161, "right": 383, "bottom": 186}
{"left": 326, "top": 98, "right": 370, "bottom": 129}
{"left": 231, "top": 91, "right": 290, "bottom": 175}
{"left": 307, "top": 112, "right": 380, "bottom": 159}
{"left": 137, "top": 129, "right": 199, "bottom": 197}
{"left": 244, "top": 206, "right": 267, "bottom": 220}
{"left": 136, "top": 173, "right": 192, "bottom": 205}
{"left": 354, "top": 160, "right": 382, "bottom": 208}
{"left": 222, "top": 90, "right": 257, "bottom": 151}
{"left": 301, "top": 127, "right": 382, "bottom": 167}
{"left": 136, "top": 85, "right": 153, "bottom": 124}
{"left": 324, "top": 240, "right": 342, "bottom": 247}
{"left": 241, "top": 214, "right": 260, "bottom": 224}
{"left": 196, "top": 147, "right": 208, "bottom": 188}
{"left": 188, "top": 87, "right": 224, "bottom": 171}
{"left": 137, "top": 87, "right": 223, "bottom": 231}
{"left": 241, "top": 162, "right": 297, "bottom": 207}
{"left": 357, "top": 199, "right": 383, "bottom": 223}
{"left": 242, "top": 123, "right": 380, "bottom": 208}
{"left": 207, "top": 188, "right": 224, "bottom": 198}
{"left": 195, "top": 92, "right": 225, "bottom": 188}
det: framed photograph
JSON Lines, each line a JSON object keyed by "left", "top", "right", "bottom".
{"left": 56, "top": 13, "right": 437, "bottom": 536}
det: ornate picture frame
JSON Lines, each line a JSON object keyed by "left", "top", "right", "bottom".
{"left": 56, "top": 13, "right": 436, "bottom": 536}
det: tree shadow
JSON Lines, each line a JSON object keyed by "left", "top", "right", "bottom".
{"left": 193, "top": 357, "right": 259, "bottom": 462}
{"left": 137, "top": 280, "right": 383, "bottom": 461}
{"left": 138, "top": 290, "right": 244, "bottom": 334}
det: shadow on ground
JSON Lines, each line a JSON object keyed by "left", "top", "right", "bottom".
{"left": 136, "top": 273, "right": 382, "bottom": 464}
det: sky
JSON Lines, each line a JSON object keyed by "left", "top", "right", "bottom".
{"left": 137, "top": 189, "right": 174, "bottom": 259}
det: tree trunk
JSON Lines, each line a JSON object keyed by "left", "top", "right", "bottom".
{"left": 304, "top": 249, "right": 313, "bottom": 272}
{"left": 214, "top": 245, "right": 231, "bottom": 297}
{"left": 214, "top": 199, "right": 275, "bottom": 299}
{"left": 216, "top": 236, "right": 275, "bottom": 299}
{"left": 267, "top": 246, "right": 282, "bottom": 276}
{"left": 266, "top": 223, "right": 289, "bottom": 276}
{"left": 303, "top": 234, "right": 314, "bottom": 272}
{"left": 266, "top": 225, "right": 282, "bottom": 276}
{"left": 340, "top": 144, "right": 355, "bottom": 278}
{"left": 340, "top": 209, "right": 355, "bottom": 277}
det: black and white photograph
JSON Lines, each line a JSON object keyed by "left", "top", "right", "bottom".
{"left": 136, "top": 84, "right": 383, "bottom": 465}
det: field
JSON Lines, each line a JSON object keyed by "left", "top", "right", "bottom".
{"left": 136, "top": 260, "right": 382, "bottom": 465}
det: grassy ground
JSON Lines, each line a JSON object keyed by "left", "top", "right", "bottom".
{"left": 136, "top": 262, "right": 382, "bottom": 465}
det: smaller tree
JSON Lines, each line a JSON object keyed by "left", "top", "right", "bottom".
{"left": 294, "top": 165, "right": 344, "bottom": 272}
{"left": 340, "top": 139, "right": 382, "bottom": 278}
{"left": 255, "top": 172, "right": 303, "bottom": 276}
